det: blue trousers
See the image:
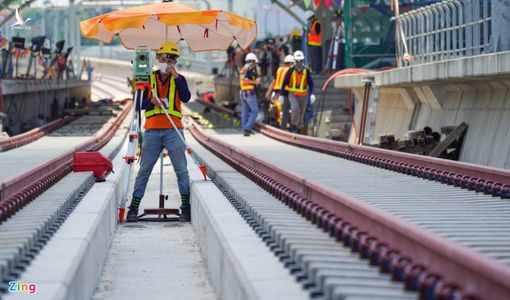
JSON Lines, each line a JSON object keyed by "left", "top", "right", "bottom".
{"left": 240, "top": 90, "right": 258, "bottom": 131}
{"left": 132, "top": 128, "right": 190, "bottom": 200}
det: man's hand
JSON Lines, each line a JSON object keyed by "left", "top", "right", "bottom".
{"left": 151, "top": 97, "right": 163, "bottom": 108}
{"left": 255, "top": 78, "right": 261, "bottom": 85}
{"left": 168, "top": 63, "right": 179, "bottom": 78}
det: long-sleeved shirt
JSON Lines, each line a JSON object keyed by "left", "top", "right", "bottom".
{"left": 136, "top": 72, "right": 191, "bottom": 129}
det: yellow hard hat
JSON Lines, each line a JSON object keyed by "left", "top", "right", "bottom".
{"left": 157, "top": 42, "right": 180, "bottom": 57}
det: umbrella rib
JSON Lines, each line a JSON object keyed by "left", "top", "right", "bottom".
{"left": 197, "top": 22, "right": 236, "bottom": 39}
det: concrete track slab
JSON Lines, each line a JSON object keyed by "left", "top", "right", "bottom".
{"left": 92, "top": 151, "right": 215, "bottom": 300}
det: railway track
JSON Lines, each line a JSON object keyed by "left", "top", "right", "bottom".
{"left": 0, "top": 103, "right": 130, "bottom": 295}
{"left": 2, "top": 96, "right": 508, "bottom": 299}
{"left": 186, "top": 100, "right": 510, "bottom": 299}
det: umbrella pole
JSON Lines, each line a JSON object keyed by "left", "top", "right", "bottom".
{"left": 153, "top": 96, "right": 208, "bottom": 180}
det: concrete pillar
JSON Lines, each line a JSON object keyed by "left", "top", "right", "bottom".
{"left": 491, "top": 0, "right": 510, "bottom": 51}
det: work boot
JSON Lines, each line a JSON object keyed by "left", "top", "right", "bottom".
{"left": 179, "top": 204, "right": 191, "bottom": 222}
{"left": 126, "top": 207, "right": 139, "bottom": 223}
{"left": 243, "top": 130, "right": 251, "bottom": 137}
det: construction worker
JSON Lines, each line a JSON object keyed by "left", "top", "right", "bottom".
{"left": 239, "top": 52, "right": 260, "bottom": 136}
{"left": 127, "top": 41, "right": 191, "bottom": 222}
{"left": 281, "top": 50, "right": 314, "bottom": 133}
{"left": 265, "top": 54, "right": 295, "bottom": 128}
{"left": 306, "top": 11, "right": 322, "bottom": 74}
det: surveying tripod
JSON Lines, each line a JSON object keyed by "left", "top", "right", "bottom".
{"left": 325, "top": 24, "right": 343, "bottom": 74}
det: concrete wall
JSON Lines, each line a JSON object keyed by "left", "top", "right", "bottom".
{"left": 337, "top": 51, "right": 510, "bottom": 169}
{"left": 1, "top": 79, "right": 90, "bottom": 134}
{"left": 347, "top": 80, "right": 510, "bottom": 169}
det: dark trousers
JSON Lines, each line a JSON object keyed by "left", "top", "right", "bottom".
{"left": 308, "top": 45, "right": 322, "bottom": 74}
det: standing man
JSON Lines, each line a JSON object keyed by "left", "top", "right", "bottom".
{"left": 307, "top": 11, "right": 322, "bottom": 74}
{"left": 239, "top": 53, "right": 260, "bottom": 136}
{"left": 281, "top": 50, "right": 314, "bottom": 133}
{"left": 265, "top": 54, "right": 295, "bottom": 128}
{"left": 127, "top": 42, "right": 191, "bottom": 222}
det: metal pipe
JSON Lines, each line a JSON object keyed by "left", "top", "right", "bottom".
{"left": 359, "top": 77, "right": 374, "bottom": 145}
{"left": 453, "top": 0, "right": 464, "bottom": 57}
{"left": 394, "top": 0, "right": 492, "bottom": 65}
{"left": 482, "top": 0, "right": 489, "bottom": 51}
{"left": 425, "top": 8, "right": 434, "bottom": 62}
{"left": 472, "top": 0, "right": 481, "bottom": 55}
{"left": 159, "top": 152, "right": 164, "bottom": 195}
{"left": 443, "top": 4, "right": 451, "bottom": 59}
{"left": 462, "top": 0, "right": 474, "bottom": 56}
{"left": 446, "top": 1, "right": 458, "bottom": 58}
{"left": 417, "top": 8, "right": 426, "bottom": 64}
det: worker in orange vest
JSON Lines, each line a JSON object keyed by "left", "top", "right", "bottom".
{"left": 306, "top": 11, "right": 322, "bottom": 74}
{"left": 239, "top": 53, "right": 261, "bottom": 136}
{"left": 265, "top": 54, "right": 295, "bottom": 128}
{"left": 128, "top": 42, "right": 192, "bottom": 222}
{"left": 280, "top": 50, "right": 314, "bottom": 133}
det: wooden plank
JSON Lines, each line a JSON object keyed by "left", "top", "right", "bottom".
{"left": 429, "top": 122, "right": 468, "bottom": 158}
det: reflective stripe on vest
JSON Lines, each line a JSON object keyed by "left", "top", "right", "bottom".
{"left": 145, "top": 73, "right": 182, "bottom": 119}
{"left": 240, "top": 76, "right": 255, "bottom": 90}
{"left": 308, "top": 20, "right": 321, "bottom": 46}
{"left": 274, "top": 66, "right": 289, "bottom": 91}
{"left": 288, "top": 69, "right": 308, "bottom": 95}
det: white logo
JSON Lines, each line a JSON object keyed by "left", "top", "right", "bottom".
{"left": 10, "top": 7, "right": 32, "bottom": 30}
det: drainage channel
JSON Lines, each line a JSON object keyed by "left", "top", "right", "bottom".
{"left": 187, "top": 137, "right": 418, "bottom": 300}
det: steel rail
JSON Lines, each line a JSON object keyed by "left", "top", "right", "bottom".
{"left": 194, "top": 99, "right": 510, "bottom": 198}
{"left": 0, "top": 116, "right": 77, "bottom": 152}
{"left": 187, "top": 118, "right": 510, "bottom": 299}
{"left": 0, "top": 101, "right": 132, "bottom": 223}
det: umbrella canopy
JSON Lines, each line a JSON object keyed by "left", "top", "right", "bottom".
{"left": 80, "top": 2, "right": 258, "bottom": 51}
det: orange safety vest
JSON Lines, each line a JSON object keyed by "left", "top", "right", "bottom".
{"left": 308, "top": 19, "right": 321, "bottom": 47}
{"left": 287, "top": 68, "right": 308, "bottom": 96}
{"left": 240, "top": 77, "right": 254, "bottom": 90}
{"left": 147, "top": 73, "right": 182, "bottom": 119}
{"left": 273, "top": 66, "right": 290, "bottom": 91}
{"left": 145, "top": 72, "right": 183, "bottom": 129}
{"left": 240, "top": 67, "right": 256, "bottom": 90}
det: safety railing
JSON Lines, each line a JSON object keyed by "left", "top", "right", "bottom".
{"left": 397, "top": 0, "right": 491, "bottom": 66}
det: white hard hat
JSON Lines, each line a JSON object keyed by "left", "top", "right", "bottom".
{"left": 305, "top": 11, "right": 314, "bottom": 20}
{"left": 284, "top": 55, "right": 295, "bottom": 64}
{"left": 246, "top": 52, "right": 258, "bottom": 63}
{"left": 293, "top": 50, "right": 305, "bottom": 61}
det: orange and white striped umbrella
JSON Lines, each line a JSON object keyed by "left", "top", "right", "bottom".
{"left": 80, "top": 2, "right": 258, "bottom": 51}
